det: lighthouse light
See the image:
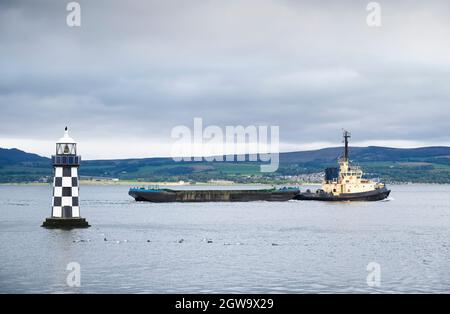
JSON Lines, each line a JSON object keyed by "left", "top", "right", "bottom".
{"left": 56, "top": 143, "right": 76, "bottom": 155}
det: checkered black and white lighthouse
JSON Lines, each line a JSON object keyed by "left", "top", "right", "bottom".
{"left": 42, "top": 127, "right": 89, "bottom": 228}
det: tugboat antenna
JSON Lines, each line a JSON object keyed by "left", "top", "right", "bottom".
{"left": 343, "top": 130, "right": 351, "bottom": 160}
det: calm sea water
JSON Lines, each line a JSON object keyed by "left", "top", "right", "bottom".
{"left": 0, "top": 184, "right": 449, "bottom": 293}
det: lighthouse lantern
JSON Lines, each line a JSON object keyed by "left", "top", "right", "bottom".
{"left": 56, "top": 128, "right": 77, "bottom": 155}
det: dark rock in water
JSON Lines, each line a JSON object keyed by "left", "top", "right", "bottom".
{"left": 147, "top": 240, "right": 151, "bottom": 243}
{"left": 104, "top": 238, "right": 107, "bottom": 241}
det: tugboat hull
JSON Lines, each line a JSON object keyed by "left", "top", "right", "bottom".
{"left": 295, "top": 187, "right": 391, "bottom": 202}
{"left": 129, "top": 188, "right": 299, "bottom": 202}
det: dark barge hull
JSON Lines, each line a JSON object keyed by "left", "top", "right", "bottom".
{"left": 129, "top": 189, "right": 299, "bottom": 202}
{"left": 294, "top": 188, "right": 391, "bottom": 202}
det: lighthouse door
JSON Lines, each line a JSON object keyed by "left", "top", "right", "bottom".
{"left": 62, "top": 206, "right": 72, "bottom": 218}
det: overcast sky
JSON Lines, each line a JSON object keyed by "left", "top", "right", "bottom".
{"left": 1, "top": 0, "right": 449, "bottom": 159}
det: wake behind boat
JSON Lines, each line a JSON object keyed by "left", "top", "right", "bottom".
{"left": 129, "top": 186, "right": 300, "bottom": 202}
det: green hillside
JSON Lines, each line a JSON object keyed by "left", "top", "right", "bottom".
{"left": 1, "top": 146, "right": 449, "bottom": 184}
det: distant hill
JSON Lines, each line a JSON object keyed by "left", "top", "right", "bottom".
{"left": 0, "top": 146, "right": 449, "bottom": 183}
{"left": 0, "top": 148, "right": 51, "bottom": 183}
{"left": 280, "top": 146, "right": 450, "bottom": 163}
{"left": 0, "top": 148, "right": 49, "bottom": 164}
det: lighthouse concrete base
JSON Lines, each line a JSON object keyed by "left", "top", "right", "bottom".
{"left": 41, "top": 217, "right": 90, "bottom": 229}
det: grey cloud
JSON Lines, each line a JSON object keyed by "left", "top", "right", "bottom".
{"left": 0, "top": 0, "right": 449, "bottom": 157}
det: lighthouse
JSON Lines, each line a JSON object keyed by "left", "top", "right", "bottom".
{"left": 42, "top": 127, "right": 90, "bottom": 228}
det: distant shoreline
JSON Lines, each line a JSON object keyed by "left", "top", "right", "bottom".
{"left": 0, "top": 181, "right": 448, "bottom": 187}
{"left": 0, "top": 181, "right": 311, "bottom": 187}
{"left": 2, "top": 146, "right": 449, "bottom": 184}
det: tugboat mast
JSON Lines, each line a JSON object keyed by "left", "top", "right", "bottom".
{"left": 343, "top": 130, "right": 351, "bottom": 161}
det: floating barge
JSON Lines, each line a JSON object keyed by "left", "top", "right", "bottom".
{"left": 129, "top": 187, "right": 299, "bottom": 202}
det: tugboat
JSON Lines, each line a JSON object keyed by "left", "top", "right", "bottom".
{"left": 295, "top": 131, "right": 390, "bottom": 201}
